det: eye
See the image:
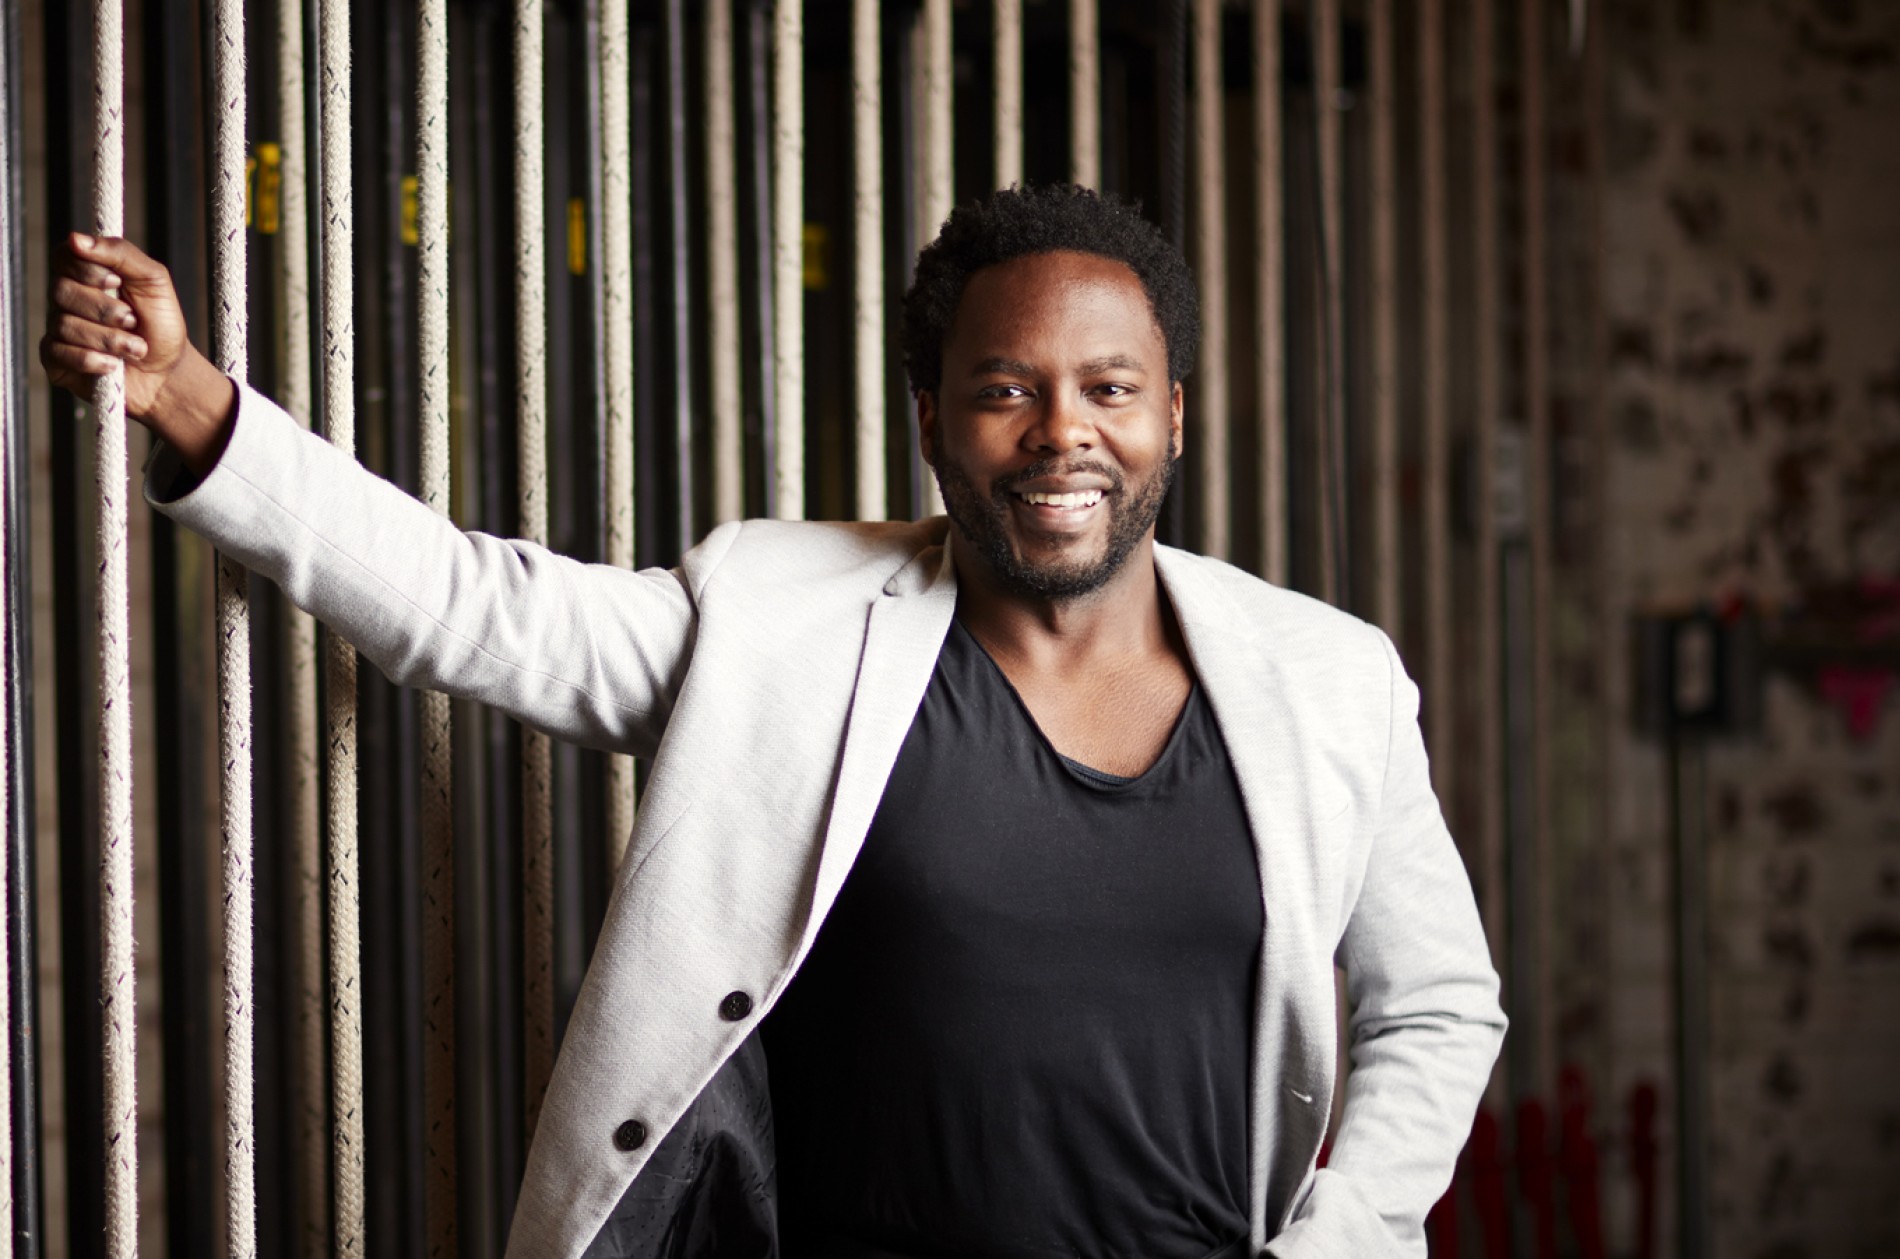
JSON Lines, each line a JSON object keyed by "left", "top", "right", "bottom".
{"left": 977, "top": 383, "right": 1030, "bottom": 401}
{"left": 1092, "top": 382, "right": 1138, "bottom": 401}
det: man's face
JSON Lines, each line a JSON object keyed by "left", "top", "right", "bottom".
{"left": 919, "top": 250, "right": 1183, "bottom": 603}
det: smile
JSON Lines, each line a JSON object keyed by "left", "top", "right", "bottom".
{"left": 1015, "top": 489, "right": 1104, "bottom": 509}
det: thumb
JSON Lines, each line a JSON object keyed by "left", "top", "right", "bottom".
{"left": 70, "top": 232, "right": 174, "bottom": 296}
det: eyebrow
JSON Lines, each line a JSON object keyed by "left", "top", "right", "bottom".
{"left": 968, "top": 353, "right": 1147, "bottom": 377}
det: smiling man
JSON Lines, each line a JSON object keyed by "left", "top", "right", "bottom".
{"left": 43, "top": 184, "right": 1502, "bottom": 1259}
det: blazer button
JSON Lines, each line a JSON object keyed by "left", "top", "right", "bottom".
{"left": 718, "top": 990, "right": 753, "bottom": 1022}
{"left": 613, "top": 1119, "right": 647, "bottom": 1152}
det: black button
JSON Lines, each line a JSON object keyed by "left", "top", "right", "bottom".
{"left": 718, "top": 990, "right": 753, "bottom": 1021}
{"left": 613, "top": 1119, "right": 647, "bottom": 1152}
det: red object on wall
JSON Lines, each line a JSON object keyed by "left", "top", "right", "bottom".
{"left": 1559, "top": 1065, "right": 1607, "bottom": 1259}
{"left": 1517, "top": 1097, "right": 1558, "bottom": 1259}
{"left": 1472, "top": 1107, "right": 1510, "bottom": 1259}
{"left": 1630, "top": 1081, "right": 1661, "bottom": 1259}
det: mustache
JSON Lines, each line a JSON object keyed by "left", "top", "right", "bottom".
{"left": 989, "top": 459, "right": 1125, "bottom": 497}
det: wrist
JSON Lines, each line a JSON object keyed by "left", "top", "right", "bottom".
{"left": 146, "top": 348, "right": 237, "bottom": 477}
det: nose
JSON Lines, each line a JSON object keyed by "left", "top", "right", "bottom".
{"left": 1022, "top": 388, "right": 1096, "bottom": 456}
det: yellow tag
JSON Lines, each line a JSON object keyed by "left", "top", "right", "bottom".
{"left": 802, "top": 224, "right": 828, "bottom": 290}
{"left": 401, "top": 176, "right": 420, "bottom": 246}
{"left": 253, "top": 143, "right": 282, "bottom": 234}
{"left": 568, "top": 198, "right": 587, "bottom": 275}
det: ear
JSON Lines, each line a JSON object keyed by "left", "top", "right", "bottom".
{"left": 917, "top": 389, "right": 939, "bottom": 467}
{"left": 1169, "top": 381, "right": 1185, "bottom": 460}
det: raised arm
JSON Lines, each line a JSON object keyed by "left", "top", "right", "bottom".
{"left": 41, "top": 233, "right": 701, "bottom": 756}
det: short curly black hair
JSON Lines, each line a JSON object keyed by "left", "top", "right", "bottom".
{"left": 902, "top": 184, "right": 1200, "bottom": 396}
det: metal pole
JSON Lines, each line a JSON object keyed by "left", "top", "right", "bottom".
{"left": 1312, "top": 0, "right": 1344, "bottom": 607}
{"left": 665, "top": 0, "right": 695, "bottom": 547}
{"left": 1472, "top": 0, "right": 1506, "bottom": 965}
{"left": 603, "top": 0, "right": 638, "bottom": 860}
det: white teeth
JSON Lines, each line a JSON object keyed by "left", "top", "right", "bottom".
{"left": 1019, "top": 490, "right": 1103, "bottom": 508}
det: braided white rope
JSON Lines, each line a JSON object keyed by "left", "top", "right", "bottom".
{"left": 0, "top": 162, "right": 13, "bottom": 1259}
{"left": 706, "top": 0, "right": 741, "bottom": 529}
{"left": 318, "top": 0, "right": 366, "bottom": 1248}
{"left": 851, "top": 0, "right": 883, "bottom": 522}
{"left": 416, "top": 0, "right": 458, "bottom": 1246}
{"left": 211, "top": 0, "right": 257, "bottom": 1251}
{"left": 274, "top": 0, "right": 329, "bottom": 1250}
{"left": 772, "top": 0, "right": 803, "bottom": 521}
{"left": 1193, "top": 0, "right": 1229, "bottom": 561}
{"left": 992, "top": 0, "right": 1022, "bottom": 189}
{"left": 918, "top": 0, "right": 949, "bottom": 519}
{"left": 1253, "top": 0, "right": 1285, "bottom": 585}
{"left": 602, "top": 0, "right": 637, "bottom": 864}
{"left": 514, "top": 0, "right": 556, "bottom": 1139}
{"left": 1313, "top": 0, "right": 1342, "bottom": 606}
{"left": 91, "top": 0, "right": 138, "bottom": 1253}
{"left": 1368, "top": 0, "right": 1400, "bottom": 635}
{"left": 1069, "top": 0, "right": 1099, "bottom": 188}
{"left": 1471, "top": 0, "right": 1506, "bottom": 963}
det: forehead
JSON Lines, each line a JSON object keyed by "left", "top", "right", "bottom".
{"left": 944, "top": 250, "right": 1164, "bottom": 366}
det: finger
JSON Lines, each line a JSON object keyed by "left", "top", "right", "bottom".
{"left": 52, "top": 312, "right": 148, "bottom": 362}
{"left": 69, "top": 233, "right": 172, "bottom": 294}
{"left": 41, "top": 336, "right": 124, "bottom": 382}
{"left": 52, "top": 245, "right": 124, "bottom": 291}
{"left": 51, "top": 277, "right": 138, "bottom": 329}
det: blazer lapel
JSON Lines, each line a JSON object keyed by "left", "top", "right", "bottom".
{"left": 798, "top": 540, "right": 959, "bottom": 954}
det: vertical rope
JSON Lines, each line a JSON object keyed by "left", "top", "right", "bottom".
{"left": 1368, "top": 0, "right": 1399, "bottom": 637}
{"left": 851, "top": 0, "right": 884, "bottom": 522}
{"left": 0, "top": 167, "right": 13, "bottom": 1259}
{"left": 1069, "top": 0, "right": 1099, "bottom": 187}
{"left": 1420, "top": 0, "right": 1451, "bottom": 791}
{"left": 772, "top": 0, "right": 803, "bottom": 521}
{"left": 416, "top": 0, "right": 457, "bottom": 1246}
{"left": 665, "top": 0, "right": 694, "bottom": 548}
{"left": 1472, "top": 0, "right": 1505, "bottom": 952}
{"left": 1254, "top": 0, "right": 1285, "bottom": 585}
{"left": 91, "top": 0, "right": 138, "bottom": 1251}
{"left": 318, "top": 0, "right": 366, "bottom": 1248}
{"left": 604, "top": 0, "right": 638, "bottom": 860}
{"left": 1193, "top": 0, "right": 1228, "bottom": 560}
{"left": 917, "top": 0, "right": 950, "bottom": 519}
{"left": 1521, "top": 0, "right": 1555, "bottom": 1092}
{"left": 705, "top": 0, "right": 741, "bottom": 529}
{"left": 1313, "top": 0, "right": 1344, "bottom": 607}
{"left": 211, "top": 0, "right": 257, "bottom": 1252}
{"left": 276, "top": 0, "right": 328, "bottom": 1249}
{"left": 514, "top": 0, "right": 557, "bottom": 1140}
{"left": 993, "top": 0, "right": 1022, "bottom": 189}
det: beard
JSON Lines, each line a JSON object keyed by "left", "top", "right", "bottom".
{"left": 932, "top": 440, "right": 1178, "bottom": 602}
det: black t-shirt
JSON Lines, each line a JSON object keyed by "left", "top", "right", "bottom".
{"left": 763, "top": 620, "right": 1262, "bottom": 1259}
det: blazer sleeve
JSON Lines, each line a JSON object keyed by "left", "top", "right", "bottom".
{"left": 1270, "top": 628, "right": 1508, "bottom": 1258}
{"left": 148, "top": 382, "right": 707, "bottom": 757}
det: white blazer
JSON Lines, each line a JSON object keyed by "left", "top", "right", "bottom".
{"left": 155, "top": 385, "right": 1506, "bottom": 1259}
